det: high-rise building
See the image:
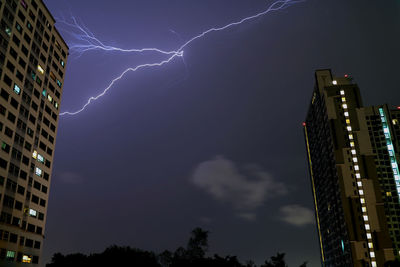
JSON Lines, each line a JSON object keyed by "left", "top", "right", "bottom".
{"left": 0, "top": 0, "right": 68, "bottom": 266}
{"left": 304, "top": 69, "right": 400, "bottom": 267}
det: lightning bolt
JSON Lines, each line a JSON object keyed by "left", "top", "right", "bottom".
{"left": 60, "top": 0, "right": 303, "bottom": 116}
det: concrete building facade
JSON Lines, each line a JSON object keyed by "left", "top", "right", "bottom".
{"left": 304, "top": 69, "right": 400, "bottom": 266}
{"left": 0, "top": 0, "right": 68, "bottom": 266}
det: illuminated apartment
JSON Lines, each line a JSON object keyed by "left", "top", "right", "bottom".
{"left": 304, "top": 70, "right": 400, "bottom": 266}
{"left": 0, "top": 0, "right": 68, "bottom": 266}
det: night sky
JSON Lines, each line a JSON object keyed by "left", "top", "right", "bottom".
{"left": 41, "top": 0, "right": 400, "bottom": 266}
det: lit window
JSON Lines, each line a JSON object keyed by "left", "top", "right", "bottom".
{"left": 6, "top": 251, "right": 15, "bottom": 260}
{"left": 346, "top": 119, "right": 350, "bottom": 124}
{"left": 340, "top": 90, "right": 345, "bottom": 95}
{"left": 350, "top": 142, "right": 354, "bottom": 147}
{"left": 5, "top": 27, "right": 11, "bottom": 36}
{"left": 359, "top": 190, "right": 364, "bottom": 195}
{"left": 35, "top": 167, "right": 42, "bottom": 177}
{"left": 360, "top": 198, "right": 365, "bottom": 204}
{"left": 352, "top": 157, "right": 358, "bottom": 163}
{"left": 351, "top": 149, "right": 356, "bottom": 155}
{"left": 42, "top": 89, "right": 47, "bottom": 97}
{"left": 356, "top": 173, "right": 361, "bottom": 178}
{"left": 344, "top": 112, "right": 349, "bottom": 117}
{"left": 332, "top": 80, "right": 337, "bottom": 85}
{"left": 47, "top": 94, "right": 53, "bottom": 102}
{"left": 354, "top": 165, "right": 359, "bottom": 170}
{"left": 368, "top": 242, "right": 373, "bottom": 248}
{"left": 393, "top": 119, "right": 398, "bottom": 125}
{"left": 363, "top": 215, "right": 368, "bottom": 221}
{"left": 387, "top": 192, "right": 392, "bottom": 197}
{"left": 357, "top": 181, "right": 362, "bottom": 187}
{"left": 37, "top": 65, "right": 44, "bottom": 74}
{"left": 362, "top": 207, "right": 367, "bottom": 212}
{"left": 37, "top": 154, "right": 44, "bottom": 163}
{"left": 13, "top": 84, "right": 21, "bottom": 95}
{"left": 347, "top": 126, "right": 352, "bottom": 131}
{"left": 61, "top": 60, "right": 65, "bottom": 67}
{"left": 366, "top": 233, "right": 372, "bottom": 239}
{"left": 343, "top": 104, "right": 348, "bottom": 109}
{"left": 32, "top": 150, "right": 38, "bottom": 159}
{"left": 54, "top": 102, "right": 59, "bottom": 109}
{"left": 29, "top": 209, "right": 37, "bottom": 217}
{"left": 372, "top": 261, "right": 377, "bottom": 267}
{"left": 370, "top": 252, "right": 375, "bottom": 258}
{"left": 56, "top": 79, "right": 62, "bottom": 87}
{"left": 341, "top": 97, "right": 346, "bottom": 102}
{"left": 348, "top": 134, "right": 353, "bottom": 139}
{"left": 22, "top": 255, "right": 32, "bottom": 263}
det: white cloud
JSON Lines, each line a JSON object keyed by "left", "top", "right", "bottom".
{"left": 191, "top": 156, "right": 287, "bottom": 219}
{"left": 279, "top": 204, "right": 315, "bottom": 227}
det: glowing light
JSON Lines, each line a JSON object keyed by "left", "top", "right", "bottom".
{"left": 37, "top": 65, "right": 44, "bottom": 74}
{"left": 344, "top": 74, "right": 348, "bottom": 78}
{"left": 332, "top": 80, "right": 337, "bottom": 85}
{"left": 302, "top": 122, "right": 306, "bottom": 126}
{"left": 58, "top": 0, "right": 304, "bottom": 116}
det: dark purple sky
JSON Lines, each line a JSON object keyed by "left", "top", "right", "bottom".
{"left": 42, "top": 0, "right": 400, "bottom": 266}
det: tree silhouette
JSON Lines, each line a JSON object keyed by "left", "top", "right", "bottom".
{"left": 46, "top": 228, "right": 307, "bottom": 267}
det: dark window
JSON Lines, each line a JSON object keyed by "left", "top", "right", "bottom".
{"left": 18, "top": 57, "right": 26, "bottom": 69}
{"left": 9, "top": 47, "right": 17, "bottom": 59}
{"left": 2, "top": 195, "right": 14, "bottom": 208}
{"left": 17, "top": 11, "right": 25, "bottom": 22}
{"left": 31, "top": 101, "right": 38, "bottom": 111}
{"left": 19, "top": 170, "right": 27, "bottom": 180}
{"left": 24, "top": 141, "right": 31, "bottom": 151}
{"left": 34, "top": 240, "right": 41, "bottom": 249}
{"left": 5, "top": 127, "right": 13, "bottom": 138}
{"left": 3, "top": 74, "right": 12, "bottom": 86}
{"left": 12, "top": 35, "right": 20, "bottom": 46}
{"left": 39, "top": 199, "right": 45, "bottom": 207}
{"left": 14, "top": 201, "right": 22, "bottom": 211}
{"left": 33, "top": 181, "right": 40, "bottom": 190}
{"left": 21, "top": 45, "right": 28, "bottom": 56}
{"left": 6, "top": 61, "right": 15, "bottom": 72}
{"left": 10, "top": 97, "right": 18, "bottom": 109}
{"left": 7, "top": 112, "right": 15, "bottom": 123}
{"left": 41, "top": 185, "right": 47, "bottom": 194}
{"left": 0, "top": 157, "right": 7, "bottom": 169}
{"left": 0, "top": 89, "right": 9, "bottom": 101}
{"left": 0, "top": 104, "right": 5, "bottom": 115}
{"left": 9, "top": 233, "right": 17, "bottom": 243}
{"left": 27, "top": 223, "right": 35, "bottom": 233}
{"left": 25, "top": 239, "right": 33, "bottom": 247}
{"left": 22, "top": 155, "right": 29, "bottom": 165}
{"left": 16, "top": 70, "right": 23, "bottom": 82}
{"left": 17, "top": 185, "right": 24, "bottom": 195}
{"left": 31, "top": 195, "right": 39, "bottom": 204}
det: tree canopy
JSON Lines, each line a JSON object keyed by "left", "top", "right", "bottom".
{"left": 46, "top": 227, "right": 307, "bottom": 267}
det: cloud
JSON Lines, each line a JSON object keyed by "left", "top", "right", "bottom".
{"left": 191, "top": 156, "right": 287, "bottom": 220}
{"left": 279, "top": 205, "right": 315, "bottom": 227}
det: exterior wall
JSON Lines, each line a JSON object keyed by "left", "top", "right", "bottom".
{"left": 0, "top": 0, "right": 68, "bottom": 266}
{"left": 305, "top": 70, "right": 397, "bottom": 266}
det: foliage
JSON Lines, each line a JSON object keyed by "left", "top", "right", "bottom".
{"left": 46, "top": 228, "right": 307, "bottom": 267}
